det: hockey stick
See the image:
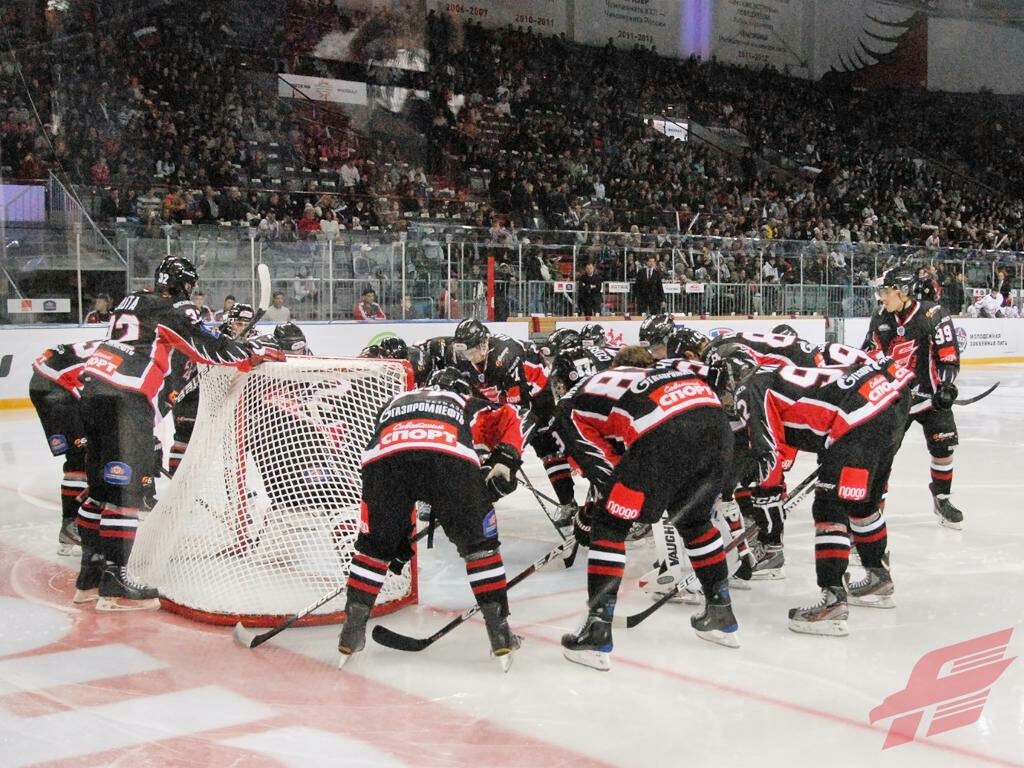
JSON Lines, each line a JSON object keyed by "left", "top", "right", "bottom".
{"left": 232, "top": 522, "right": 430, "bottom": 649}
{"left": 517, "top": 470, "right": 578, "bottom": 568}
{"left": 783, "top": 467, "right": 819, "bottom": 510}
{"left": 953, "top": 381, "right": 999, "bottom": 406}
{"left": 613, "top": 524, "right": 757, "bottom": 629}
{"left": 372, "top": 536, "right": 577, "bottom": 652}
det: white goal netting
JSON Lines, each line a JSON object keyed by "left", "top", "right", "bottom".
{"left": 130, "top": 356, "right": 416, "bottom": 626}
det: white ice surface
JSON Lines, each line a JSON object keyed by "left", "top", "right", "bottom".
{"left": 0, "top": 365, "right": 1022, "bottom": 767}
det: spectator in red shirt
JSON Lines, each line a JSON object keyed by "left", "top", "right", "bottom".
{"left": 354, "top": 287, "right": 386, "bottom": 320}
{"left": 298, "top": 204, "right": 322, "bottom": 238}
{"left": 90, "top": 156, "right": 111, "bottom": 185}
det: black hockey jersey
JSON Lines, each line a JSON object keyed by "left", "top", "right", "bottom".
{"left": 708, "top": 330, "right": 818, "bottom": 368}
{"left": 32, "top": 340, "right": 104, "bottom": 396}
{"left": 447, "top": 333, "right": 532, "bottom": 408}
{"left": 362, "top": 387, "right": 527, "bottom": 468}
{"left": 863, "top": 299, "right": 959, "bottom": 396}
{"left": 734, "top": 357, "right": 915, "bottom": 488}
{"left": 82, "top": 290, "right": 254, "bottom": 406}
{"left": 554, "top": 360, "right": 722, "bottom": 492}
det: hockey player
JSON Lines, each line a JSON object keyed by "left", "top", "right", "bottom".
{"left": 724, "top": 344, "right": 915, "bottom": 635}
{"left": 448, "top": 319, "right": 532, "bottom": 409}
{"left": 579, "top": 323, "right": 607, "bottom": 349}
{"left": 336, "top": 367, "right": 527, "bottom": 670}
{"left": 168, "top": 302, "right": 257, "bottom": 475}
{"left": 554, "top": 354, "right": 739, "bottom": 670}
{"left": 256, "top": 321, "right": 312, "bottom": 355}
{"left": 538, "top": 328, "right": 582, "bottom": 360}
{"left": 361, "top": 336, "right": 434, "bottom": 385}
{"left": 863, "top": 268, "right": 963, "bottom": 529}
{"left": 29, "top": 339, "right": 103, "bottom": 554}
{"left": 75, "top": 256, "right": 284, "bottom": 610}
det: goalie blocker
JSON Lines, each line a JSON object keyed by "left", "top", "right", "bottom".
{"left": 337, "top": 367, "right": 529, "bottom": 670}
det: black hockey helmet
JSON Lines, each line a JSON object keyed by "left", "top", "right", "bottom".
{"left": 155, "top": 256, "right": 199, "bottom": 298}
{"left": 273, "top": 321, "right": 310, "bottom": 355}
{"left": 219, "top": 302, "right": 255, "bottom": 338}
{"left": 453, "top": 318, "right": 490, "bottom": 348}
{"left": 772, "top": 323, "right": 798, "bottom": 337}
{"left": 550, "top": 347, "right": 596, "bottom": 396}
{"left": 665, "top": 327, "right": 710, "bottom": 360}
{"left": 378, "top": 336, "right": 408, "bottom": 359}
{"left": 879, "top": 267, "right": 916, "bottom": 295}
{"left": 540, "top": 328, "right": 582, "bottom": 358}
{"left": 429, "top": 366, "right": 473, "bottom": 399}
{"left": 638, "top": 313, "right": 675, "bottom": 348}
{"left": 579, "top": 323, "right": 605, "bottom": 348}
{"left": 708, "top": 342, "right": 759, "bottom": 407}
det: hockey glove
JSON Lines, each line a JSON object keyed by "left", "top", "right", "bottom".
{"left": 247, "top": 340, "right": 287, "bottom": 365}
{"left": 485, "top": 442, "right": 522, "bottom": 501}
{"left": 751, "top": 486, "right": 787, "bottom": 539}
{"left": 933, "top": 381, "right": 958, "bottom": 410}
{"left": 572, "top": 504, "right": 593, "bottom": 548}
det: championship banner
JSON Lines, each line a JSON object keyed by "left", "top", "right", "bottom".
{"left": 710, "top": 0, "right": 808, "bottom": 73}
{"left": 573, "top": 0, "right": 683, "bottom": 53}
{"left": 431, "top": 0, "right": 567, "bottom": 36}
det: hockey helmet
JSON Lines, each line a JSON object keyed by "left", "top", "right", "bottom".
{"left": 219, "top": 302, "right": 255, "bottom": 338}
{"left": 638, "top": 313, "right": 676, "bottom": 349}
{"left": 359, "top": 344, "right": 383, "bottom": 358}
{"left": 579, "top": 323, "right": 606, "bottom": 348}
{"left": 453, "top": 318, "right": 490, "bottom": 347}
{"left": 665, "top": 327, "right": 710, "bottom": 360}
{"left": 879, "top": 267, "right": 916, "bottom": 296}
{"left": 708, "top": 342, "right": 759, "bottom": 409}
{"left": 771, "top": 323, "right": 798, "bottom": 337}
{"left": 273, "top": 321, "right": 311, "bottom": 355}
{"left": 540, "top": 328, "right": 582, "bottom": 358}
{"left": 155, "top": 256, "right": 199, "bottom": 298}
{"left": 378, "top": 336, "right": 408, "bottom": 359}
{"left": 550, "top": 347, "right": 596, "bottom": 397}
{"left": 429, "top": 366, "right": 473, "bottom": 399}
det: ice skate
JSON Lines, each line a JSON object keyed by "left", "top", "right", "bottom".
{"left": 844, "top": 563, "right": 895, "bottom": 609}
{"left": 73, "top": 551, "right": 104, "bottom": 604}
{"left": 930, "top": 484, "right": 963, "bottom": 530}
{"left": 690, "top": 580, "right": 739, "bottom": 648}
{"left": 481, "top": 602, "right": 522, "bottom": 672}
{"left": 638, "top": 563, "right": 701, "bottom": 604}
{"left": 561, "top": 612, "right": 612, "bottom": 671}
{"left": 96, "top": 565, "right": 160, "bottom": 612}
{"left": 57, "top": 518, "right": 81, "bottom": 556}
{"left": 730, "top": 554, "right": 753, "bottom": 590}
{"left": 788, "top": 586, "right": 848, "bottom": 636}
{"left": 750, "top": 544, "right": 785, "bottom": 580}
{"left": 337, "top": 603, "right": 371, "bottom": 668}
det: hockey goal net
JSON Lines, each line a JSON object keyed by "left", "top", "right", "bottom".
{"left": 130, "top": 356, "right": 416, "bottom": 626}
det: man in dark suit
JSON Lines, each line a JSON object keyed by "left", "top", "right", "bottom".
{"left": 633, "top": 256, "right": 664, "bottom": 316}
{"left": 576, "top": 262, "right": 603, "bottom": 317}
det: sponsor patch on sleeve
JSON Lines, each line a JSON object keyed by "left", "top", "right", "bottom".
{"left": 938, "top": 345, "right": 958, "bottom": 363}
{"left": 47, "top": 434, "right": 69, "bottom": 455}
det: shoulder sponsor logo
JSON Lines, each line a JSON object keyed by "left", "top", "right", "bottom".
{"left": 878, "top": 324, "right": 891, "bottom": 331}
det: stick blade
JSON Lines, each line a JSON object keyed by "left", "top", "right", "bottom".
{"left": 371, "top": 623, "right": 431, "bottom": 652}
{"left": 232, "top": 622, "right": 263, "bottom": 649}
{"left": 256, "top": 263, "right": 272, "bottom": 312}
